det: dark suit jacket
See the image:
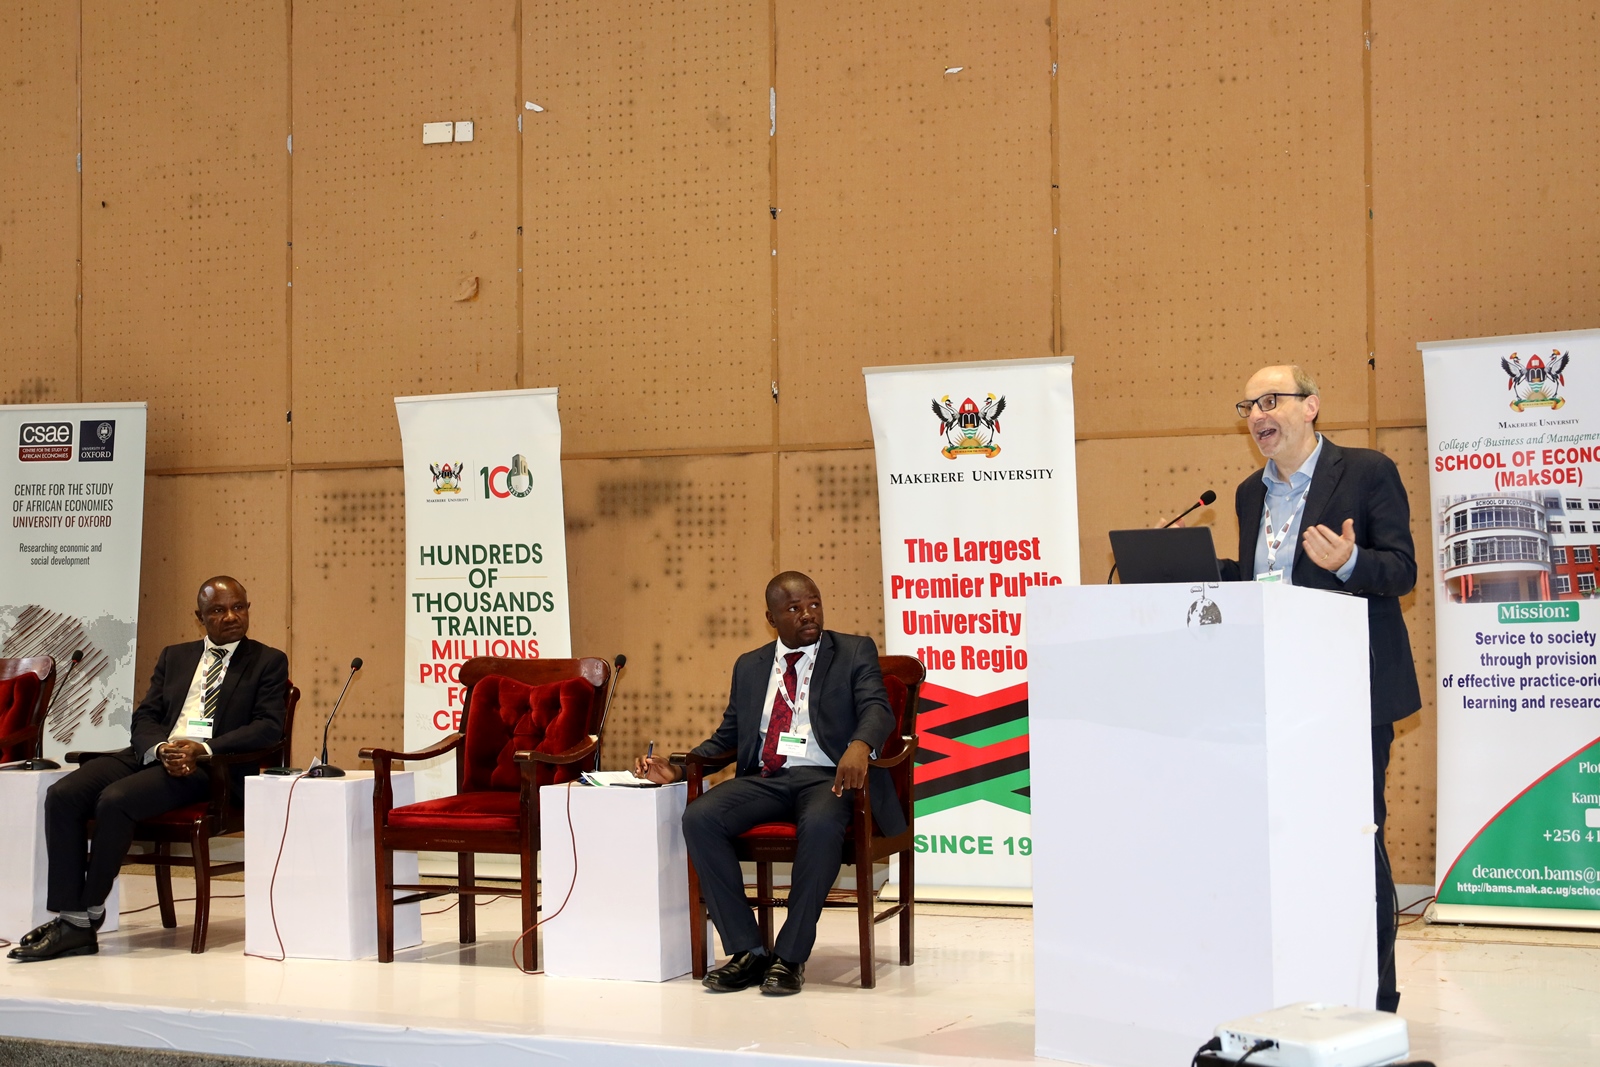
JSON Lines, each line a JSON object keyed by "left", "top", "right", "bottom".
{"left": 129, "top": 637, "right": 289, "bottom": 793}
{"left": 1220, "top": 439, "right": 1422, "bottom": 725}
{"left": 692, "top": 631, "right": 905, "bottom": 836}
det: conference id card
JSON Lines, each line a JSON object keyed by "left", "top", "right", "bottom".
{"left": 185, "top": 717, "right": 214, "bottom": 740}
{"left": 1255, "top": 571, "right": 1283, "bottom": 583}
{"left": 777, "top": 730, "right": 809, "bottom": 757}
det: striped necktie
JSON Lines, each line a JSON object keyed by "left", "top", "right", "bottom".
{"left": 201, "top": 647, "right": 227, "bottom": 720}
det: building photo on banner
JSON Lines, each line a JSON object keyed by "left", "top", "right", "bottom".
{"left": 865, "top": 357, "right": 1079, "bottom": 893}
{"left": 1, "top": 403, "right": 147, "bottom": 760}
{"left": 1423, "top": 329, "right": 1600, "bottom": 928}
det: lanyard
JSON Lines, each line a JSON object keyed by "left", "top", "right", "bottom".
{"left": 1262, "top": 484, "right": 1311, "bottom": 574}
{"left": 772, "top": 648, "right": 814, "bottom": 718}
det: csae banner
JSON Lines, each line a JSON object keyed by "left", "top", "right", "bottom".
{"left": 864, "top": 357, "right": 1079, "bottom": 890}
{"left": 1422, "top": 329, "right": 1600, "bottom": 927}
{"left": 395, "top": 388, "right": 572, "bottom": 800}
{"left": 1, "top": 402, "right": 146, "bottom": 759}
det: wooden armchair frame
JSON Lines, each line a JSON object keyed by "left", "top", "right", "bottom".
{"left": 0, "top": 656, "right": 57, "bottom": 765}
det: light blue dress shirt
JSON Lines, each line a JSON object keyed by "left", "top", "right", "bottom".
{"left": 1252, "top": 434, "right": 1359, "bottom": 585}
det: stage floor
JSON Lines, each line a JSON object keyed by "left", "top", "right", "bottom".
{"left": 0, "top": 874, "right": 1593, "bottom": 1067}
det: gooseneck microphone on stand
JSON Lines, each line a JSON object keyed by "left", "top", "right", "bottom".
{"left": 306, "top": 657, "right": 362, "bottom": 779}
{"left": 592, "top": 653, "right": 627, "bottom": 769}
{"left": 1106, "top": 490, "right": 1217, "bottom": 583}
{"left": 3, "top": 649, "right": 84, "bottom": 772}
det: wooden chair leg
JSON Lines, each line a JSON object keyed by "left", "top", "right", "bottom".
{"left": 899, "top": 848, "right": 915, "bottom": 966}
{"left": 154, "top": 841, "right": 177, "bottom": 929}
{"left": 688, "top": 856, "right": 708, "bottom": 978}
{"left": 756, "top": 861, "right": 774, "bottom": 955}
{"left": 520, "top": 844, "right": 537, "bottom": 972}
{"left": 190, "top": 829, "right": 212, "bottom": 954}
{"left": 375, "top": 838, "right": 395, "bottom": 963}
{"left": 458, "top": 852, "right": 476, "bottom": 945}
{"left": 856, "top": 862, "right": 875, "bottom": 989}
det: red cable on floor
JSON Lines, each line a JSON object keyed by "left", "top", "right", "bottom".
{"left": 243, "top": 770, "right": 308, "bottom": 962}
{"left": 511, "top": 778, "right": 578, "bottom": 975}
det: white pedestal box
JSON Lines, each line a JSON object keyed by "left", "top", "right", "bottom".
{"left": 1027, "top": 582, "right": 1377, "bottom": 1067}
{"left": 0, "top": 768, "right": 119, "bottom": 941}
{"left": 539, "top": 781, "right": 692, "bottom": 982}
{"left": 244, "top": 771, "right": 420, "bottom": 960}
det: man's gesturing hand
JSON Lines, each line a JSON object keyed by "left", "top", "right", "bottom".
{"left": 832, "top": 740, "right": 872, "bottom": 797}
{"left": 1302, "top": 518, "right": 1356, "bottom": 573}
{"left": 159, "top": 738, "right": 207, "bottom": 778}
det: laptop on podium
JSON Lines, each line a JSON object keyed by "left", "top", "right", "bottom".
{"left": 1108, "top": 527, "right": 1222, "bottom": 584}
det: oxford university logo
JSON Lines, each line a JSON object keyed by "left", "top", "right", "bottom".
{"left": 1502, "top": 349, "right": 1570, "bottom": 411}
{"left": 932, "top": 393, "right": 1005, "bottom": 459}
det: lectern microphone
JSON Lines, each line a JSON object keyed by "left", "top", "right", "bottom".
{"left": 592, "top": 654, "right": 627, "bottom": 769}
{"left": 306, "top": 657, "right": 362, "bottom": 779}
{"left": 3, "top": 649, "right": 83, "bottom": 772}
{"left": 1106, "top": 489, "right": 1218, "bottom": 583}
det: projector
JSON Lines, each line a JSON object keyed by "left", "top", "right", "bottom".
{"left": 1211, "top": 1002, "right": 1409, "bottom": 1067}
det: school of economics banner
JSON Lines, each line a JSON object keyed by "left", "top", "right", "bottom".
{"left": 1422, "top": 329, "right": 1600, "bottom": 926}
{"left": 395, "top": 388, "right": 572, "bottom": 800}
{"left": 864, "top": 357, "right": 1079, "bottom": 890}
{"left": 1, "top": 403, "right": 146, "bottom": 760}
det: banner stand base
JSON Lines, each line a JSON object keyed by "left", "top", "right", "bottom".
{"left": 1430, "top": 902, "right": 1600, "bottom": 930}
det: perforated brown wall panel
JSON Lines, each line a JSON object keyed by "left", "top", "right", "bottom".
{"left": 564, "top": 453, "right": 774, "bottom": 769}
{"left": 291, "top": 2, "right": 519, "bottom": 465}
{"left": 289, "top": 469, "right": 406, "bottom": 769}
{"left": 521, "top": 0, "right": 771, "bottom": 454}
{"left": 775, "top": 0, "right": 1055, "bottom": 447}
{"left": 0, "top": 2, "right": 78, "bottom": 406}
{"left": 1371, "top": 2, "right": 1600, "bottom": 424}
{"left": 136, "top": 472, "right": 290, "bottom": 694}
{"left": 80, "top": 0, "right": 288, "bottom": 470}
{"left": 1061, "top": 1, "right": 1369, "bottom": 435}
{"left": 777, "top": 449, "right": 885, "bottom": 644}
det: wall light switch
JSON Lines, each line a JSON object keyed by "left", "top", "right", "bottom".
{"left": 453, "top": 120, "right": 474, "bottom": 142}
{"left": 422, "top": 121, "right": 454, "bottom": 145}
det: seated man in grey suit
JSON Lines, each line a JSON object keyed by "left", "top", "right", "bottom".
{"left": 633, "top": 571, "right": 899, "bottom": 995}
{"left": 9, "top": 575, "right": 287, "bottom": 962}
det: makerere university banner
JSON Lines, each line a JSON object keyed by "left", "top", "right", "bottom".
{"left": 1422, "top": 329, "right": 1600, "bottom": 927}
{"left": 1, "top": 402, "right": 146, "bottom": 760}
{"left": 396, "top": 388, "right": 571, "bottom": 800}
{"left": 864, "top": 357, "right": 1078, "bottom": 890}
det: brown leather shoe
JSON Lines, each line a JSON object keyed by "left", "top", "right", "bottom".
{"left": 701, "top": 950, "right": 771, "bottom": 992}
{"left": 760, "top": 956, "right": 805, "bottom": 995}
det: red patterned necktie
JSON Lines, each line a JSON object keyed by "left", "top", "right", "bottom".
{"left": 760, "top": 651, "right": 805, "bottom": 776}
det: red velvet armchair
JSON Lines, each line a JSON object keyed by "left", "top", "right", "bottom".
{"left": 684, "top": 654, "right": 925, "bottom": 988}
{"left": 359, "top": 656, "right": 618, "bottom": 965}
{"left": 0, "top": 656, "right": 57, "bottom": 765}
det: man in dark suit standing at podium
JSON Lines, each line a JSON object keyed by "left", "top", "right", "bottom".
{"left": 1220, "top": 364, "right": 1420, "bottom": 1012}
{"left": 633, "top": 571, "right": 897, "bottom": 996}
{"left": 9, "top": 575, "right": 287, "bottom": 962}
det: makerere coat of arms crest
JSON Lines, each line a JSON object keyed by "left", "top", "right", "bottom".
{"left": 1502, "top": 349, "right": 1570, "bottom": 411}
{"left": 429, "top": 462, "right": 465, "bottom": 494}
{"left": 932, "top": 393, "right": 1005, "bottom": 459}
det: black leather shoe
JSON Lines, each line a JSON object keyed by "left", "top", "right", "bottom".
{"left": 18, "top": 913, "right": 104, "bottom": 949}
{"left": 760, "top": 956, "right": 805, "bottom": 995}
{"left": 7, "top": 919, "right": 97, "bottom": 962}
{"left": 702, "top": 950, "right": 771, "bottom": 992}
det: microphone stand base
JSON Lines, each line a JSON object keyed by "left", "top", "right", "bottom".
{"left": 305, "top": 764, "right": 346, "bottom": 778}
{"left": 0, "top": 758, "right": 62, "bottom": 772}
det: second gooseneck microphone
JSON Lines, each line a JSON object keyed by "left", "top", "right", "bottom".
{"left": 306, "top": 657, "right": 362, "bottom": 779}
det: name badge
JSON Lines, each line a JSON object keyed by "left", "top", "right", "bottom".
{"left": 1255, "top": 571, "right": 1284, "bottom": 583}
{"left": 185, "top": 717, "right": 214, "bottom": 740}
{"left": 776, "top": 730, "right": 808, "bottom": 757}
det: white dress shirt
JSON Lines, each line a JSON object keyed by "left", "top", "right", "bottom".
{"left": 756, "top": 638, "right": 833, "bottom": 769}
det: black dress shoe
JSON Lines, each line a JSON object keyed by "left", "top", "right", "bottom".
{"left": 18, "top": 913, "right": 104, "bottom": 949}
{"left": 760, "top": 956, "right": 805, "bottom": 995}
{"left": 702, "top": 950, "right": 771, "bottom": 992}
{"left": 7, "top": 919, "right": 97, "bottom": 962}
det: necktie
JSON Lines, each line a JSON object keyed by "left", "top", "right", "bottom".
{"left": 760, "top": 652, "right": 805, "bottom": 776}
{"left": 201, "top": 647, "right": 227, "bottom": 720}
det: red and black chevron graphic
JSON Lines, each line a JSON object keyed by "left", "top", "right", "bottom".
{"left": 913, "top": 681, "right": 1030, "bottom": 816}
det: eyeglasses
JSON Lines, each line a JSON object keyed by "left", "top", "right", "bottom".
{"left": 1235, "top": 393, "right": 1311, "bottom": 418}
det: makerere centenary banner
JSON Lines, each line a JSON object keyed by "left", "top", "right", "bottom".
{"left": 395, "top": 388, "right": 571, "bottom": 800}
{"left": 864, "top": 357, "right": 1078, "bottom": 890}
{"left": 1422, "top": 329, "right": 1600, "bottom": 927}
{"left": 1, "top": 402, "right": 146, "bottom": 759}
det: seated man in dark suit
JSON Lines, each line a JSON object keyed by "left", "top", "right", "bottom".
{"left": 9, "top": 575, "right": 287, "bottom": 962}
{"left": 633, "top": 571, "right": 899, "bottom": 996}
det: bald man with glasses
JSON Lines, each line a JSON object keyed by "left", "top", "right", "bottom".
{"left": 1218, "top": 364, "right": 1420, "bottom": 1014}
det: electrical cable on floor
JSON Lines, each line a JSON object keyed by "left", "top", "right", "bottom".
{"left": 244, "top": 770, "right": 309, "bottom": 962}
{"left": 511, "top": 778, "right": 578, "bottom": 975}
{"left": 121, "top": 893, "right": 243, "bottom": 917}
{"left": 423, "top": 895, "right": 505, "bottom": 916}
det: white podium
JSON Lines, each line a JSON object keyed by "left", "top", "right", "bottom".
{"left": 0, "top": 768, "right": 119, "bottom": 941}
{"left": 244, "top": 771, "right": 420, "bottom": 960}
{"left": 1027, "top": 582, "right": 1376, "bottom": 1067}
{"left": 538, "top": 781, "right": 692, "bottom": 981}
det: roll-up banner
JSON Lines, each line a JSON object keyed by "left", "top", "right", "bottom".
{"left": 395, "top": 388, "right": 572, "bottom": 801}
{"left": 1422, "top": 329, "right": 1600, "bottom": 927}
{"left": 1, "top": 402, "right": 146, "bottom": 759}
{"left": 864, "top": 357, "right": 1078, "bottom": 891}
